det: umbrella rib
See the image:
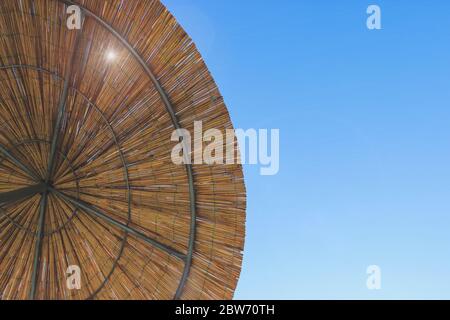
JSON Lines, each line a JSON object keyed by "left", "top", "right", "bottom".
{"left": 29, "top": 16, "right": 85, "bottom": 300}
{"left": 0, "top": 145, "right": 41, "bottom": 181}
{"left": 29, "top": 191, "right": 48, "bottom": 300}
{"left": 50, "top": 188, "right": 187, "bottom": 261}
{"left": 46, "top": 75, "right": 70, "bottom": 182}
{"left": 46, "top": 19, "right": 84, "bottom": 183}
{"left": 0, "top": 183, "right": 46, "bottom": 205}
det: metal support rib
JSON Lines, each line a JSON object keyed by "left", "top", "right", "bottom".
{"left": 59, "top": 0, "right": 198, "bottom": 299}
{"left": 29, "top": 191, "right": 48, "bottom": 300}
{"left": 46, "top": 77, "right": 70, "bottom": 182}
{"left": 28, "top": 95, "right": 64, "bottom": 299}
{"left": 46, "top": 22, "right": 83, "bottom": 182}
{"left": 51, "top": 188, "right": 186, "bottom": 261}
{"left": 0, "top": 183, "right": 46, "bottom": 205}
{"left": 28, "top": 16, "right": 84, "bottom": 300}
{"left": 0, "top": 145, "right": 40, "bottom": 181}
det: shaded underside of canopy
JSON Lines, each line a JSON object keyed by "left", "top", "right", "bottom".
{"left": 0, "top": 0, "right": 246, "bottom": 300}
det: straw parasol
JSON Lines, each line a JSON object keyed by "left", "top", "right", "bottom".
{"left": 0, "top": 0, "right": 246, "bottom": 300}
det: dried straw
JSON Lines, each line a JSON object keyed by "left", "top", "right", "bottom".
{"left": 0, "top": 0, "right": 246, "bottom": 300}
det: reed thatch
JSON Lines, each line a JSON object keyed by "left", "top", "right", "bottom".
{"left": 0, "top": 0, "right": 246, "bottom": 300}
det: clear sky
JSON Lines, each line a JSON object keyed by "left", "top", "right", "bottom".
{"left": 163, "top": 0, "right": 450, "bottom": 299}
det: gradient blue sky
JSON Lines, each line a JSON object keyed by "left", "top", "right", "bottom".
{"left": 163, "top": 0, "right": 450, "bottom": 299}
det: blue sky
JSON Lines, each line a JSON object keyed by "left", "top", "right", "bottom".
{"left": 163, "top": 0, "right": 450, "bottom": 299}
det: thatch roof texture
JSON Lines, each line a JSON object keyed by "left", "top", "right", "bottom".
{"left": 0, "top": 0, "right": 246, "bottom": 300}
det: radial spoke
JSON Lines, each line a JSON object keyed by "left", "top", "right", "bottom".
{"left": 27, "top": 11, "right": 85, "bottom": 300}
{"left": 46, "top": 79, "right": 70, "bottom": 182}
{"left": 29, "top": 191, "right": 48, "bottom": 300}
{"left": 0, "top": 183, "right": 46, "bottom": 205}
{"left": 46, "top": 19, "right": 84, "bottom": 183}
{"left": 0, "top": 145, "right": 41, "bottom": 181}
{"left": 50, "top": 188, "right": 186, "bottom": 261}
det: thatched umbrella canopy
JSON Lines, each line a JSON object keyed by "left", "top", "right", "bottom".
{"left": 0, "top": 0, "right": 246, "bottom": 300}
